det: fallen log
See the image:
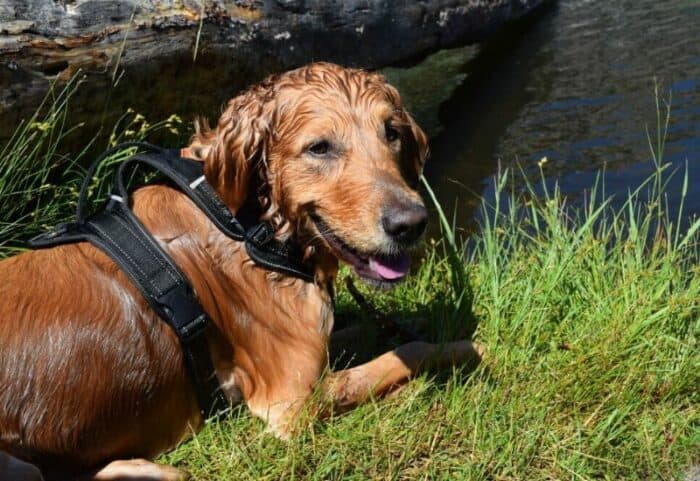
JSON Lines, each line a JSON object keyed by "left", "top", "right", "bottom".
{"left": 0, "top": 0, "right": 551, "bottom": 137}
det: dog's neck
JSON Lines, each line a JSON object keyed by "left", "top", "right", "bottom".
{"left": 132, "top": 183, "right": 336, "bottom": 429}
{"left": 181, "top": 145, "right": 340, "bottom": 288}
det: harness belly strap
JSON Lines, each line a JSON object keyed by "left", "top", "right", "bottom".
{"left": 28, "top": 142, "right": 315, "bottom": 420}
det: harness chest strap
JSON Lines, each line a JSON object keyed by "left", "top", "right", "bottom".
{"left": 29, "top": 143, "right": 315, "bottom": 419}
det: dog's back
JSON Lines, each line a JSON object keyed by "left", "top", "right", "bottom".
{"left": 0, "top": 223, "right": 197, "bottom": 474}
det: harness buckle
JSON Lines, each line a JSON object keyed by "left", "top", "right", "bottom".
{"left": 180, "top": 313, "right": 209, "bottom": 342}
{"left": 28, "top": 222, "right": 76, "bottom": 246}
{"left": 46, "top": 222, "right": 72, "bottom": 238}
{"left": 246, "top": 222, "right": 274, "bottom": 246}
{"left": 157, "top": 284, "right": 210, "bottom": 343}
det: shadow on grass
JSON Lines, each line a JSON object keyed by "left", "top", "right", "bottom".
{"left": 330, "top": 286, "right": 480, "bottom": 373}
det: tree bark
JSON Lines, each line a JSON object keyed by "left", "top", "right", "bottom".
{"left": 0, "top": 0, "right": 551, "bottom": 136}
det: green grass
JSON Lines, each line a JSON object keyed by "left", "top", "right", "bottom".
{"left": 0, "top": 75, "right": 84, "bottom": 253}
{"left": 1, "top": 83, "right": 698, "bottom": 480}
{"left": 0, "top": 76, "right": 183, "bottom": 256}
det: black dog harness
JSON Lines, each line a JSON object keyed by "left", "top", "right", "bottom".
{"left": 29, "top": 142, "right": 314, "bottom": 419}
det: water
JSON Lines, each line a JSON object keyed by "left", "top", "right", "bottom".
{"left": 385, "top": 0, "right": 700, "bottom": 233}
{"left": 3, "top": 0, "right": 698, "bottom": 235}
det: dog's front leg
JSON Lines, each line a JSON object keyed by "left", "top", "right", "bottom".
{"left": 80, "top": 459, "right": 188, "bottom": 481}
{"left": 323, "top": 340, "right": 484, "bottom": 412}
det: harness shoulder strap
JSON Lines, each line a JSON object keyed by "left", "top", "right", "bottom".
{"left": 115, "top": 148, "right": 315, "bottom": 282}
{"left": 31, "top": 200, "right": 229, "bottom": 419}
{"left": 115, "top": 150, "right": 247, "bottom": 241}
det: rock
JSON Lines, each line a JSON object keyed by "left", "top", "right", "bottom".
{"left": 0, "top": 0, "right": 552, "bottom": 138}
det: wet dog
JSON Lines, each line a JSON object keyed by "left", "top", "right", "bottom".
{"left": 0, "top": 63, "right": 482, "bottom": 480}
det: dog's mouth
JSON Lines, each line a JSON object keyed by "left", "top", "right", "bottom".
{"left": 311, "top": 214, "right": 410, "bottom": 287}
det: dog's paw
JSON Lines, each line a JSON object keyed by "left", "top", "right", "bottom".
{"left": 472, "top": 341, "right": 486, "bottom": 359}
{"left": 92, "top": 458, "right": 189, "bottom": 481}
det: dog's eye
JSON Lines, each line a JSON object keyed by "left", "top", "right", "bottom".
{"left": 385, "top": 124, "right": 400, "bottom": 142}
{"left": 308, "top": 141, "right": 331, "bottom": 156}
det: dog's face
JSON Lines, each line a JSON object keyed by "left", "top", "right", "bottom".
{"left": 198, "top": 63, "right": 429, "bottom": 287}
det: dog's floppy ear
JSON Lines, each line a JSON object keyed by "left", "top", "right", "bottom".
{"left": 387, "top": 87, "right": 430, "bottom": 179}
{"left": 193, "top": 86, "right": 273, "bottom": 209}
{"left": 372, "top": 75, "right": 429, "bottom": 178}
{"left": 404, "top": 110, "right": 429, "bottom": 176}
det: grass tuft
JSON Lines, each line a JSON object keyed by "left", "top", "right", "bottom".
{"left": 0, "top": 76, "right": 183, "bottom": 257}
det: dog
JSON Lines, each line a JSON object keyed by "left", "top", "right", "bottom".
{"left": 0, "top": 62, "right": 482, "bottom": 480}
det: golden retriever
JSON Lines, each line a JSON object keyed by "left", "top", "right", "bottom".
{"left": 0, "top": 62, "right": 482, "bottom": 481}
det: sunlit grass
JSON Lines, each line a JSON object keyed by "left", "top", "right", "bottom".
{"left": 0, "top": 83, "right": 697, "bottom": 481}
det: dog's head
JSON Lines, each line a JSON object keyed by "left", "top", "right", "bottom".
{"left": 192, "top": 63, "right": 429, "bottom": 288}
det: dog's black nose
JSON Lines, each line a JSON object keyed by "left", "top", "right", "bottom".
{"left": 381, "top": 201, "right": 428, "bottom": 244}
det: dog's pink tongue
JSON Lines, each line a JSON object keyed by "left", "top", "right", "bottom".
{"left": 368, "top": 254, "right": 411, "bottom": 280}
